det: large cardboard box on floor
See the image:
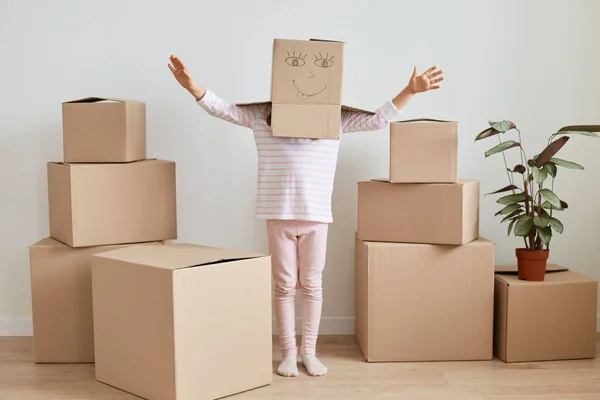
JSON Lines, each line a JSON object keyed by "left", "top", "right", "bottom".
{"left": 390, "top": 119, "right": 458, "bottom": 183}
{"left": 47, "top": 159, "right": 177, "bottom": 247}
{"left": 28, "top": 238, "right": 162, "bottom": 363}
{"left": 91, "top": 243, "right": 273, "bottom": 400}
{"left": 357, "top": 179, "right": 479, "bottom": 245}
{"left": 62, "top": 97, "right": 146, "bottom": 162}
{"left": 355, "top": 236, "right": 495, "bottom": 362}
{"left": 494, "top": 266, "right": 598, "bottom": 363}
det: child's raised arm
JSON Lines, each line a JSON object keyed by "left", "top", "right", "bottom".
{"left": 168, "top": 55, "right": 266, "bottom": 128}
{"left": 341, "top": 65, "right": 444, "bottom": 133}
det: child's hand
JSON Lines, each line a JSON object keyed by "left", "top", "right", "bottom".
{"left": 168, "top": 55, "right": 206, "bottom": 101}
{"left": 392, "top": 66, "right": 444, "bottom": 111}
{"left": 407, "top": 66, "right": 444, "bottom": 94}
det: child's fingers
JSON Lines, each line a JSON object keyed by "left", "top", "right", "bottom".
{"left": 423, "top": 65, "right": 437, "bottom": 75}
{"left": 168, "top": 63, "right": 177, "bottom": 74}
{"left": 428, "top": 69, "right": 443, "bottom": 78}
{"left": 174, "top": 56, "right": 186, "bottom": 70}
{"left": 430, "top": 77, "right": 444, "bottom": 84}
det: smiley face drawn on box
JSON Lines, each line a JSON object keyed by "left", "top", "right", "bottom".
{"left": 271, "top": 39, "right": 344, "bottom": 105}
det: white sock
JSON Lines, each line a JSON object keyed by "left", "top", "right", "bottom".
{"left": 277, "top": 354, "right": 298, "bottom": 377}
{"left": 301, "top": 354, "right": 328, "bottom": 376}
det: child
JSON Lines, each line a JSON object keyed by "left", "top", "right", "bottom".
{"left": 168, "top": 54, "right": 443, "bottom": 377}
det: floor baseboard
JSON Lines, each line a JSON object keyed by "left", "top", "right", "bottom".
{"left": 0, "top": 318, "right": 33, "bottom": 336}
{"left": 3, "top": 315, "right": 600, "bottom": 336}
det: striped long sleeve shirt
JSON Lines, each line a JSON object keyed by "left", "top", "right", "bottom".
{"left": 197, "top": 89, "right": 403, "bottom": 223}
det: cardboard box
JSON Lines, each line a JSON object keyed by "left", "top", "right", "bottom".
{"left": 271, "top": 38, "right": 343, "bottom": 140}
{"left": 390, "top": 119, "right": 458, "bottom": 183}
{"left": 28, "top": 238, "right": 162, "bottom": 363}
{"left": 357, "top": 179, "right": 479, "bottom": 245}
{"left": 48, "top": 159, "right": 177, "bottom": 247}
{"left": 239, "top": 38, "right": 345, "bottom": 139}
{"left": 62, "top": 97, "right": 146, "bottom": 162}
{"left": 270, "top": 103, "right": 341, "bottom": 140}
{"left": 237, "top": 38, "right": 379, "bottom": 139}
{"left": 494, "top": 266, "right": 598, "bottom": 363}
{"left": 91, "top": 243, "right": 272, "bottom": 400}
{"left": 271, "top": 38, "right": 343, "bottom": 105}
{"left": 355, "top": 236, "right": 495, "bottom": 362}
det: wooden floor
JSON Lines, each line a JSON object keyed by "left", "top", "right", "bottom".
{"left": 1, "top": 335, "right": 599, "bottom": 399}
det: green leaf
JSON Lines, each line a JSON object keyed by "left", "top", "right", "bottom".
{"left": 542, "top": 201, "right": 560, "bottom": 210}
{"left": 549, "top": 158, "right": 584, "bottom": 170}
{"left": 533, "top": 209, "right": 550, "bottom": 228}
{"left": 508, "top": 218, "right": 517, "bottom": 236}
{"left": 550, "top": 131, "right": 599, "bottom": 143}
{"left": 475, "top": 127, "right": 500, "bottom": 141}
{"left": 495, "top": 203, "right": 523, "bottom": 216}
{"left": 486, "top": 185, "right": 519, "bottom": 195}
{"left": 488, "top": 120, "right": 516, "bottom": 133}
{"left": 514, "top": 215, "right": 534, "bottom": 237}
{"left": 485, "top": 141, "right": 521, "bottom": 157}
{"left": 501, "top": 209, "right": 523, "bottom": 223}
{"left": 497, "top": 193, "right": 528, "bottom": 205}
{"left": 538, "top": 226, "right": 552, "bottom": 245}
{"left": 542, "top": 200, "right": 568, "bottom": 211}
{"left": 540, "top": 189, "right": 561, "bottom": 208}
{"left": 532, "top": 166, "right": 548, "bottom": 183}
{"left": 508, "top": 164, "right": 527, "bottom": 174}
{"left": 549, "top": 217, "right": 564, "bottom": 233}
{"left": 546, "top": 162, "right": 557, "bottom": 178}
{"left": 527, "top": 173, "right": 534, "bottom": 182}
{"left": 557, "top": 125, "right": 600, "bottom": 135}
{"left": 558, "top": 125, "right": 600, "bottom": 136}
{"left": 535, "top": 136, "right": 570, "bottom": 167}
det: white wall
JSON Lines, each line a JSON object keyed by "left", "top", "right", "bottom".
{"left": 1, "top": 0, "right": 599, "bottom": 335}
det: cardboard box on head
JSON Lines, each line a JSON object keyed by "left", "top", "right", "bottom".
{"left": 238, "top": 38, "right": 372, "bottom": 140}
{"left": 271, "top": 38, "right": 343, "bottom": 105}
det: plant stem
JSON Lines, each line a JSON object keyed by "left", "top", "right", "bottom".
{"left": 516, "top": 128, "right": 526, "bottom": 168}
{"left": 547, "top": 178, "right": 555, "bottom": 251}
{"left": 523, "top": 178, "right": 535, "bottom": 249}
{"left": 498, "top": 135, "right": 515, "bottom": 191}
{"left": 515, "top": 128, "right": 532, "bottom": 180}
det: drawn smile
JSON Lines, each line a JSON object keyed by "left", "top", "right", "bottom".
{"left": 292, "top": 80, "right": 328, "bottom": 100}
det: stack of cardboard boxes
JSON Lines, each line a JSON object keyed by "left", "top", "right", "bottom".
{"left": 354, "top": 119, "right": 496, "bottom": 362}
{"left": 29, "top": 97, "right": 273, "bottom": 399}
{"left": 29, "top": 97, "right": 177, "bottom": 363}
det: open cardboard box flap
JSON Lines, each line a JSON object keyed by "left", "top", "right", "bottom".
{"left": 495, "top": 263, "right": 569, "bottom": 275}
{"left": 393, "top": 117, "right": 457, "bottom": 124}
{"left": 93, "top": 243, "right": 267, "bottom": 271}
{"left": 48, "top": 158, "right": 161, "bottom": 167}
{"left": 369, "top": 177, "right": 476, "bottom": 184}
{"left": 234, "top": 100, "right": 375, "bottom": 115}
{"left": 63, "top": 96, "right": 143, "bottom": 104}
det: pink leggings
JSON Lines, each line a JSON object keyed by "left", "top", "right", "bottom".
{"left": 266, "top": 219, "right": 328, "bottom": 356}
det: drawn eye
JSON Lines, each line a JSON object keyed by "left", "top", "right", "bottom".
{"left": 314, "top": 53, "right": 335, "bottom": 68}
{"left": 285, "top": 51, "right": 306, "bottom": 67}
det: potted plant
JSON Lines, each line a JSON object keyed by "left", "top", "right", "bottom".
{"left": 474, "top": 121, "right": 599, "bottom": 281}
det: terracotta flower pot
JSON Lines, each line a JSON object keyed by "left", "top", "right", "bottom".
{"left": 515, "top": 248, "right": 549, "bottom": 281}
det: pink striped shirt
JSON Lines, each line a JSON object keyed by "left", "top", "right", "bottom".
{"left": 197, "top": 89, "right": 402, "bottom": 223}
